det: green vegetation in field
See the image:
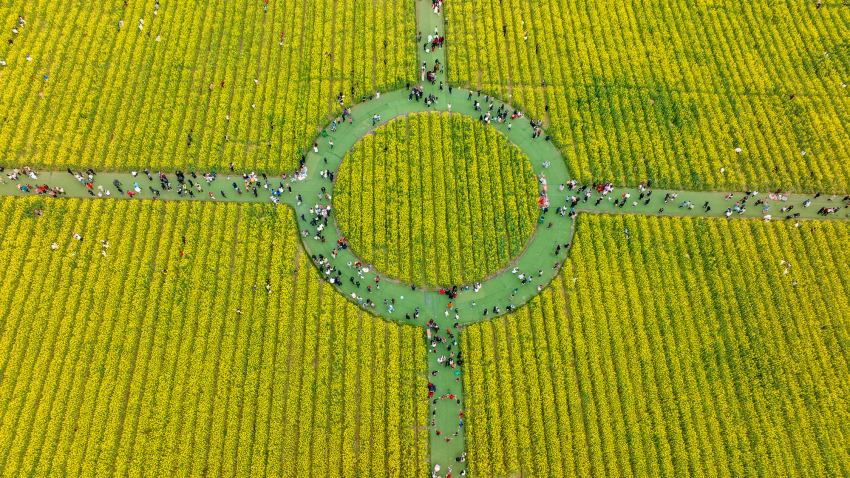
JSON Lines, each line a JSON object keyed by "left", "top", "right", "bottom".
{"left": 334, "top": 112, "right": 540, "bottom": 286}
{"left": 0, "top": 197, "right": 427, "bottom": 477}
{"left": 462, "top": 214, "right": 850, "bottom": 477}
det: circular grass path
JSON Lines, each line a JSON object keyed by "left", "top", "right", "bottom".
{"left": 285, "top": 77, "right": 576, "bottom": 475}
{"left": 287, "top": 89, "right": 574, "bottom": 327}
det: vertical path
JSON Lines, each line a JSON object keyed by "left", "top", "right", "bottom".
{"left": 424, "top": 310, "right": 466, "bottom": 477}
{"left": 413, "top": 2, "right": 467, "bottom": 476}
{"left": 415, "top": 0, "right": 448, "bottom": 88}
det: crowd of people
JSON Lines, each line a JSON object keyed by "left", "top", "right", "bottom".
{"left": 545, "top": 176, "right": 850, "bottom": 223}
{"left": 418, "top": 25, "right": 445, "bottom": 54}
{"left": 0, "top": 159, "right": 313, "bottom": 205}
{"left": 3, "top": 166, "right": 65, "bottom": 197}
{"left": 425, "top": 313, "right": 467, "bottom": 478}
{"left": 430, "top": 0, "right": 445, "bottom": 15}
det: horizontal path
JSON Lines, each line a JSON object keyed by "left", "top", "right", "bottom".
{"left": 2, "top": 168, "right": 847, "bottom": 220}
{"left": 0, "top": 166, "right": 850, "bottom": 220}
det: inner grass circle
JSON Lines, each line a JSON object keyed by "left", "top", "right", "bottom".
{"left": 334, "top": 111, "right": 539, "bottom": 287}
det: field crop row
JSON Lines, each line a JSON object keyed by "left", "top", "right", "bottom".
{"left": 0, "top": 0, "right": 414, "bottom": 172}
{"left": 447, "top": 0, "right": 850, "bottom": 193}
{"left": 0, "top": 197, "right": 427, "bottom": 477}
{"left": 463, "top": 214, "right": 850, "bottom": 476}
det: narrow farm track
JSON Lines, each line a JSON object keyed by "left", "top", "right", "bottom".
{"left": 1, "top": 1, "right": 849, "bottom": 476}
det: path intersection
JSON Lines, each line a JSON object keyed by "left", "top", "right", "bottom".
{"left": 1, "top": 0, "right": 849, "bottom": 476}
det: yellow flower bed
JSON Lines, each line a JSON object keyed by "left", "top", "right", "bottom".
{"left": 0, "top": 0, "right": 414, "bottom": 172}
{"left": 0, "top": 197, "right": 427, "bottom": 477}
{"left": 463, "top": 214, "right": 850, "bottom": 476}
{"left": 334, "top": 112, "right": 540, "bottom": 286}
{"left": 447, "top": 0, "right": 850, "bottom": 193}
